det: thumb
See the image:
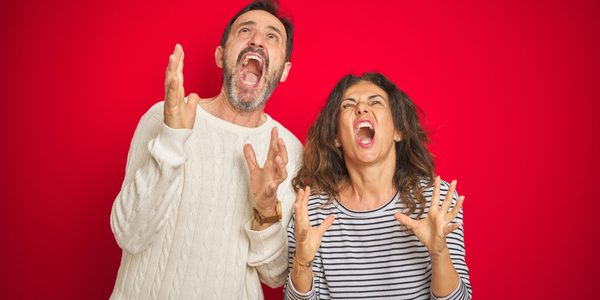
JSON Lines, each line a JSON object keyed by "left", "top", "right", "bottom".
{"left": 317, "top": 215, "right": 335, "bottom": 236}
{"left": 444, "top": 222, "right": 462, "bottom": 236}
{"left": 243, "top": 144, "right": 259, "bottom": 172}
{"left": 394, "top": 212, "right": 417, "bottom": 230}
{"left": 186, "top": 92, "right": 201, "bottom": 108}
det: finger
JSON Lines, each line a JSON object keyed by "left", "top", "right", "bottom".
{"left": 431, "top": 176, "right": 441, "bottom": 211}
{"left": 243, "top": 144, "right": 260, "bottom": 172}
{"left": 302, "top": 186, "right": 310, "bottom": 215}
{"left": 164, "top": 54, "right": 176, "bottom": 96}
{"left": 172, "top": 44, "right": 182, "bottom": 72}
{"left": 316, "top": 215, "right": 335, "bottom": 236}
{"left": 394, "top": 212, "right": 418, "bottom": 230}
{"left": 277, "top": 137, "right": 288, "bottom": 165}
{"left": 274, "top": 155, "right": 288, "bottom": 183}
{"left": 176, "top": 44, "right": 184, "bottom": 85}
{"left": 295, "top": 187, "right": 310, "bottom": 228}
{"left": 167, "top": 44, "right": 182, "bottom": 77}
{"left": 267, "top": 127, "right": 279, "bottom": 161}
{"left": 441, "top": 180, "right": 457, "bottom": 213}
{"left": 186, "top": 93, "right": 201, "bottom": 108}
{"left": 165, "top": 75, "right": 180, "bottom": 108}
{"left": 444, "top": 222, "right": 462, "bottom": 236}
{"left": 447, "top": 195, "right": 465, "bottom": 222}
{"left": 294, "top": 187, "right": 305, "bottom": 224}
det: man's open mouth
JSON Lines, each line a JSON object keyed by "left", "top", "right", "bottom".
{"left": 239, "top": 52, "right": 265, "bottom": 87}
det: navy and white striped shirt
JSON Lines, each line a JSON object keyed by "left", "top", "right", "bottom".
{"left": 285, "top": 180, "right": 471, "bottom": 299}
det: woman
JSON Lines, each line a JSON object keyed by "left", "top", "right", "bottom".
{"left": 284, "top": 73, "right": 471, "bottom": 299}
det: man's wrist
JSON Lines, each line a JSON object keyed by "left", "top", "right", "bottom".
{"left": 252, "top": 200, "right": 282, "bottom": 225}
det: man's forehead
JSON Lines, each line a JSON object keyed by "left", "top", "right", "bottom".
{"left": 233, "top": 10, "right": 286, "bottom": 34}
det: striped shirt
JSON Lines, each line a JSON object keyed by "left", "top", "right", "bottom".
{"left": 285, "top": 180, "right": 471, "bottom": 299}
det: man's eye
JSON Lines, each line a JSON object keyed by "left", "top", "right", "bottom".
{"left": 267, "top": 34, "right": 278, "bottom": 41}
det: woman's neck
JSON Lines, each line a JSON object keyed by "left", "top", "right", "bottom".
{"left": 338, "top": 162, "right": 397, "bottom": 211}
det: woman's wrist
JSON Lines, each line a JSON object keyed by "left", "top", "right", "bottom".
{"left": 292, "top": 256, "right": 313, "bottom": 276}
{"left": 428, "top": 239, "right": 450, "bottom": 258}
{"left": 429, "top": 245, "right": 451, "bottom": 263}
{"left": 291, "top": 256, "right": 314, "bottom": 293}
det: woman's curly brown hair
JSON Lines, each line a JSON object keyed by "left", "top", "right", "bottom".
{"left": 292, "top": 72, "right": 435, "bottom": 217}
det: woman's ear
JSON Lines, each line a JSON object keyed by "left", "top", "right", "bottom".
{"left": 394, "top": 131, "right": 403, "bottom": 142}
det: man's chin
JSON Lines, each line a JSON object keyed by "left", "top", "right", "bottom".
{"left": 227, "top": 90, "right": 264, "bottom": 112}
{"left": 232, "top": 99, "right": 262, "bottom": 112}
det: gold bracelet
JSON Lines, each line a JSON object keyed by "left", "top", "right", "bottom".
{"left": 293, "top": 256, "right": 312, "bottom": 268}
{"left": 293, "top": 256, "right": 312, "bottom": 277}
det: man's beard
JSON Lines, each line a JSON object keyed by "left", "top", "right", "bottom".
{"left": 222, "top": 49, "right": 283, "bottom": 112}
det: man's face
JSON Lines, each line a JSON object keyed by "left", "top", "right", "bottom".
{"left": 218, "top": 10, "right": 291, "bottom": 112}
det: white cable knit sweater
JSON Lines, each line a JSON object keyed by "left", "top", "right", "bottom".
{"left": 110, "top": 102, "right": 303, "bottom": 299}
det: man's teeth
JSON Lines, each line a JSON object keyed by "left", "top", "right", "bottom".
{"left": 242, "top": 55, "right": 263, "bottom": 67}
{"left": 358, "top": 121, "right": 373, "bottom": 129}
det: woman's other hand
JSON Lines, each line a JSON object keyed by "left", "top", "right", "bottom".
{"left": 394, "top": 176, "right": 465, "bottom": 256}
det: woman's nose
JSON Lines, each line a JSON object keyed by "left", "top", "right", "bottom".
{"left": 356, "top": 103, "right": 369, "bottom": 115}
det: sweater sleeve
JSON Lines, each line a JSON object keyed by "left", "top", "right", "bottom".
{"left": 283, "top": 213, "right": 317, "bottom": 300}
{"left": 430, "top": 183, "right": 472, "bottom": 300}
{"left": 245, "top": 127, "right": 303, "bottom": 288}
{"left": 244, "top": 220, "right": 289, "bottom": 288}
{"left": 110, "top": 103, "right": 192, "bottom": 255}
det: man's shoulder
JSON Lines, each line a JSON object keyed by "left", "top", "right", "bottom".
{"left": 146, "top": 101, "right": 165, "bottom": 119}
{"left": 269, "top": 118, "right": 302, "bottom": 150}
{"left": 132, "top": 101, "right": 165, "bottom": 127}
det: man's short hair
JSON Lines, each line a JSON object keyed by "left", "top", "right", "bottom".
{"left": 220, "top": 0, "right": 294, "bottom": 62}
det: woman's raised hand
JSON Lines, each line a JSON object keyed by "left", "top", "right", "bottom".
{"left": 394, "top": 177, "right": 464, "bottom": 256}
{"left": 293, "top": 186, "right": 335, "bottom": 264}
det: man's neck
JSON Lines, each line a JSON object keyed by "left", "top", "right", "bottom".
{"left": 200, "top": 88, "right": 267, "bottom": 128}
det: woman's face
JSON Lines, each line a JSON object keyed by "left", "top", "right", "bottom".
{"left": 336, "top": 81, "right": 401, "bottom": 166}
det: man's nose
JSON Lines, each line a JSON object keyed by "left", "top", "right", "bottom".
{"left": 248, "top": 32, "right": 265, "bottom": 49}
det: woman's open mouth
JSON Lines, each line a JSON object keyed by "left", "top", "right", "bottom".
{"left": 356, "top": 120, "right": 375, "bottom": 147}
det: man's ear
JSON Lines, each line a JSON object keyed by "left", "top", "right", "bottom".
{"left": 215, "top": 46, "right": 224, "bottom": 69}
{"left": 279, "top": 62, "right": 292, "bottom": 82}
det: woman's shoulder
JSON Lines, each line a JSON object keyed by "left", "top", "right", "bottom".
{"left": 307, "top": 192, "right": 336, "bottom": 213}
{"left": 419, "top": 177, "right": 456, "bottom": 195}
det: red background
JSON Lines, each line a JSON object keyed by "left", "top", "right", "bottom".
{"left": 1, "top": 0, "right": 599, "bottom": 299}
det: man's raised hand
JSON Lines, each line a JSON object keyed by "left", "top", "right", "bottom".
{"left": 243, "top": 127, "right": 289, "bottom": 219}
{"left": 164, "top": 44, "right": 200, "bottom": 129}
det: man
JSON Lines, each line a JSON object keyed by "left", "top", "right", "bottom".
{"left": 109, "top": 1, "right": 301, "bottom": 299}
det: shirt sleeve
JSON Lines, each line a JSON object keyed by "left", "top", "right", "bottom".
{"left": 431, "top": 181, "right": 472, "bottom": 300}
{"left": 244, "top": 127, "right": 304, "bottom": 288}
{"left": 283, "top": 213, "right": 318, "bottom": 300}
{"left": 110, "top": 103, "right": 192, "bottom": 255}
